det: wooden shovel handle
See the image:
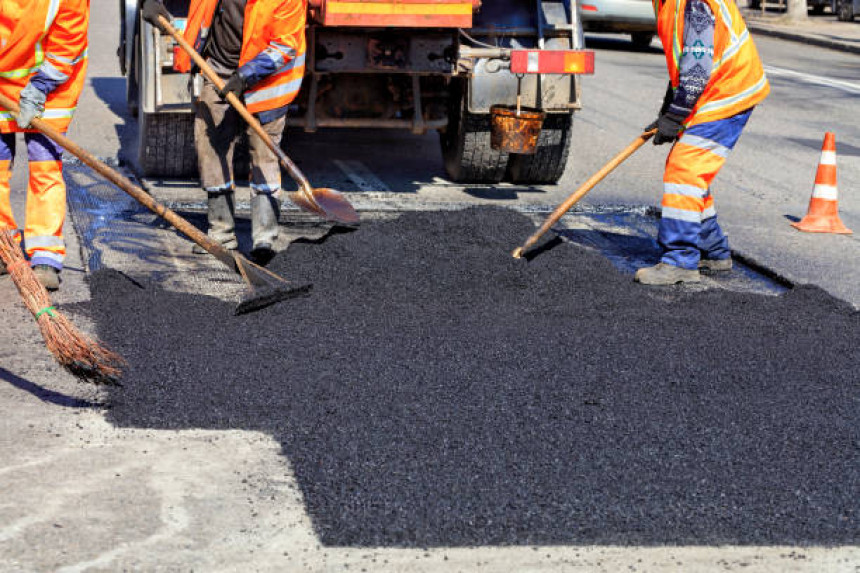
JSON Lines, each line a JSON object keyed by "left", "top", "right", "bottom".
{"left": 0, "top": 91, "right": 237, "bottom": 270}
{"left": 158, "top": 16, "right": 314, "bottom": 196}
{"left": 513, "top": 129, "right": 656, "bottom": 258}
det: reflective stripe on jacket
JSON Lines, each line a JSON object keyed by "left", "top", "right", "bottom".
{"left": 0, "top": 0, "right": 89, "bottom": 133}
{"left": 175, "top": 0, "right": 307, "bottom": 115}
{"left": 655, "top": 0, "right": 768, "bottom": 127}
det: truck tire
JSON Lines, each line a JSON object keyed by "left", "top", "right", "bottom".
{"left": 506, "top": 112, "right": 573, "bottom": 185}
{"left": 837, "top": 0, "right": 855, "bottom": 20}
{"left": 630, "top": 32, "right": 654, "bottom": 50}
{"left": 440, "top": 82, "right": 509, "bottom": 183}
{"left": 137, "top": 110, "right": 197, "bottom": 177}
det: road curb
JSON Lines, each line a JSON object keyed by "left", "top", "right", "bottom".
{"left": 747, "top": 21, "right": 860, "bottom": 55}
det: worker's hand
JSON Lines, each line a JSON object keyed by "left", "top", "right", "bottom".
{"left": 16, "top": 83, "right": 46, "bottom": 129}
{"left": 141, "top": 0, "right": 173, "bottom": 31}
{"left": 647, "top": 112, "right": 685, "bottom": 145}
{"left": 217, "top": 72, "right": 247, "bottom": 101}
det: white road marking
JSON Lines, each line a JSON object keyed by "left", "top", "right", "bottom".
{"left": 334, "top": 159, "right": 392, "bottom": 192}
{"left": 764, "top": 65, "right": 860, "bottom": 95}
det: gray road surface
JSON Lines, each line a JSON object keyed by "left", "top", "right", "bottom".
{"left": 1, "top": 3, "right": 858, "bottom": 571}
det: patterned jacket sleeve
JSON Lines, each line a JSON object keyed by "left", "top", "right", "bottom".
{"left": 237, "top": 0, "right": 305, "bottom": 88}
{"left": 30, "top": 0, "right": 89, "bottom": 95}
{"left": 666, "top": 0, "right": 715, "bottom": 118}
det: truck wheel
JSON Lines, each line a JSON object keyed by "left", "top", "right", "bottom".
{"left": 506, "top": 112, "right": 573, "bottom": 185}
{"left": 440, "top": 82, "right": 509, "bottom": 183}
{"left": 630, "top": 32, "right": 654, "bottom": 50}
{"left": 837, "top": 0, "right": 855, "bottom": 20}
{"left": 137, "top": 110, "right": 197, "bottom": 177}
{"left": 126, "top": 37, "right": 140, "bottom": 117}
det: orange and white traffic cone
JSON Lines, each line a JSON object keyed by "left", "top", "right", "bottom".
{"left": 792, "top": 132, "right": 852, "bottom": 234}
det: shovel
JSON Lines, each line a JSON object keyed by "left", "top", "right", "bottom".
{"left": 0, "top": 92, "right": 310, "bottom": 315}
{"left": 512, "top": 129, "right": 656, "bottom": 259}
{"left": 159, "top": 16, "right": 359, "bottom": 226}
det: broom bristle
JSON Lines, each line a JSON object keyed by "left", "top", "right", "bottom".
{"left": 0, "top": 230, "right": 124, "bottom": 385}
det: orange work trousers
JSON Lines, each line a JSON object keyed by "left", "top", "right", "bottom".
{"left": 0, "top": 132, "right": 66, "bottom": 269}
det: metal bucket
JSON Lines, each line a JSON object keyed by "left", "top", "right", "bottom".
{"left": 490, "top": 105, "right": 546, "bottom": 155}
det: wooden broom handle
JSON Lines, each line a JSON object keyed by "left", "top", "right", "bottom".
{"left": 513, "top": 129, "right": 656, "bottom": 258}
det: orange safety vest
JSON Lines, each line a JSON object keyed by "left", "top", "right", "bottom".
{"left": 655, "top": 0, "right": 768, "bottom": 127}
{"left": 175, "top": 0, "right": 307, "bottom": 115}
{"left": 0, "top": 0, "right": 89, "bottom": 133}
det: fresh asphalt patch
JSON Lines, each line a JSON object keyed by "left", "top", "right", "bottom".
{"left": 86, "top": 207, "right": 859, "bottom": 547}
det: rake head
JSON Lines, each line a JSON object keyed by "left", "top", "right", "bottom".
{"left": 233, "top": 254, "right": 312, "bottom": 315}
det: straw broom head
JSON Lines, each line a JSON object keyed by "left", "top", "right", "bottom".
{"left": 0, "top": 229, "right": 124, "bottom": 385}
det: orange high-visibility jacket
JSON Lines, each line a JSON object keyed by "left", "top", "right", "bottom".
{"left": 175, "top": 0, "right": 307, "bottom": 115}
{"left": 0, "top": 0, "right": 90, "bottom": 133}
{"left": 655, "top": 0, "right": 768, "bottom": 127}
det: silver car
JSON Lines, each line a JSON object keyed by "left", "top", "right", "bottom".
{"left": 578, "top": 0, "right": 658, "bottom": 49}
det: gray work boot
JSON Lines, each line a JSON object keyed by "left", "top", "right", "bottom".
{"left": 634, "top": 262, "right": 701, "bottom": 285}
{"left": 193, "top": 191, "right": 238, "bottom": 254}
{"left": 32, "top": 264, "right": 60, "bottom": 291}
{"left": 250, "top": 192, "right": 280, "bottom": 260}
{"left": 698, "top": 257, "right": 733, "bottom": 273}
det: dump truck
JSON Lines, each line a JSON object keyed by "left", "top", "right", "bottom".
{"left": 118, "top": 0, "right": 594, "bottom": 184}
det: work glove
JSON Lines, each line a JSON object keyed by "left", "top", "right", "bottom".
{"left": 645, "top": 112, "right": 685, "bottom": 145}
{"left": 217, "top": 71, "right": 247, "bottom": 101}
{"left": 16, "top": 82, "right": 46, "bottom": 129}
{"left": 141, "top": 0, "right": 173, "bottom": 31}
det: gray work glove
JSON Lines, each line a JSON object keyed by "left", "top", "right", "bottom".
{"left": 141, "top": 0, "right": 173, "bottom": 31}
{"left": 16, "top": 82, "right": 46, "bottom": 129}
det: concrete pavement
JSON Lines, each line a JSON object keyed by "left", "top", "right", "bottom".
{"left": 1, "top": 3, "right": 859, "bottom": 572}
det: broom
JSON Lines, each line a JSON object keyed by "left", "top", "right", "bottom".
{"left": 0, "top": 229, "right": 124, "bottom": 385}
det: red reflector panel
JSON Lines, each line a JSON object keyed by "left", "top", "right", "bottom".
{"left": 580, "top": 4, "right": 598, "bottom": 10}
{"left": 510, "top": 50, "right": 595, "bottom": 75}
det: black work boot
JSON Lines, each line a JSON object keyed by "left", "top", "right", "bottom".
{"left": 193, "top": 191, "right": 238, "bottom": 254}
{"left": 250, "top": 193, "right": 280, "bottom": 264}
{"left": 32, "top": 264, "right": 60, "bottom": 291}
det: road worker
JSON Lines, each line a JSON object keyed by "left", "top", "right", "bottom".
{"left": 635, "top": 0, "right": 769, "bottom": 285}
{"left": 0, "top": 0, "right": 90, "bottom": 291}
{"left": 142, "top": 0, "right": 306, "bottom": 263}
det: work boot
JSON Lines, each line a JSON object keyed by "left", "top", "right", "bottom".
{"left": 251, "top": 192, "right": 280, "bottom": 253}
{"left": 698, "top": 257, "right": 733, "bottom": 273}
{"left": 634, "top": 262, "right": 701, "bottom": 285}
{"left": 0, "top": 259, "right": 6, "bottom": 276}
{"left": 32, "top": 264, "right": 60, "bottom": 291}
{"left": 193, "top": 191, "right": 238, "bottom": 254}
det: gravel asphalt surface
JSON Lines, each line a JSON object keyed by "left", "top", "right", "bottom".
{"left": 86, "top": 207, "right": 859, "bottom": 548}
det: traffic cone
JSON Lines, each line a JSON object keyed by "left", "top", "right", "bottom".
{"left": 792, "top": 132, "right": 852, "bottom": 234}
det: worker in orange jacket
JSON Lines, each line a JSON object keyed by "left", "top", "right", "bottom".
{"left": 635, "top": 0, "right": 769, "bottom": 285}
{"left": 0, "top": 0, "right": 90, "bottom": 290}
{"left": 142, "top": 0, "right": 306, "bottom": 263}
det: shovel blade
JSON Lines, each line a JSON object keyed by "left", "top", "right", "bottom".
{"left": 313, "top": 188, "right": 360, "bottom": 226}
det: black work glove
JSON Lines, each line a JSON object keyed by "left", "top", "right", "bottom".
{"left": 217, "top": 72, "right": 247, "bottom": 101}
{"left": 645, "top": 112, "right": 685, "bottom": 145}
{"left": 658, "top": 82, "right": 674, "bottom": 115}
{"left": 141, "top": 0, "right": 173, "bottom": 31}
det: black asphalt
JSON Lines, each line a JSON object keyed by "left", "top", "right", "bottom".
{"left": 87, "top": 207, "right": 859, "bottom": 547}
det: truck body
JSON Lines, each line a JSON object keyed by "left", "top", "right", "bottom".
{"left": 119, "top": 0, "right": 594, "bottom": 184}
